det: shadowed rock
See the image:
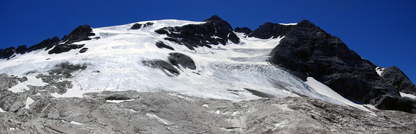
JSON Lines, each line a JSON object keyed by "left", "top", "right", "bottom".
{"left": 168, "top": 52, "right": 196, "bottom": 70}
{"left": 155, "top": 15, "right": 239, "bottom": 50}
{"left": 249, "top": 22, "right": 295, "bottom": 39}
{"left": 267, "top": 19, "right": 416, "bottom": 113}
{"left": 79, "top": 48, "right": 88, "bottom": 53}
{"left": 381, "top": 66, "right": 416, "bottom": 95}
{"left": 60, "top": 25, "right": 95, "bottom": 45}
{"left": 48, "top": 44, "right": 85, "bottom": 54}
{"left": 142, "top": 60, "right": 180, "bottom": 76}
{"left": 0, "top": 47, "right": 15, "bottom": 59}
{"left": 235, "top": 27, "right": 252, "bottom": 35}
{"left": 155, "top": 41, "right": 174, "bottom": 50}
{"left": 130, "top": 22, "right": 154, "bottom": 30}
{"left": 104, "top": 94, "right": 131, "bottom": 100}
{"left": 16, "top": 45, "right": 28, "bottom": 54}
{"left": 244, "top": 88, "right": 273, "bottom": 98}
{"left": 26, "top": 36, "right": 61, "bottom": 53}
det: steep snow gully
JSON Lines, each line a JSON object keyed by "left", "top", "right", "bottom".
{"left": 0, "top": 15, "right": 415, "bottom": 133}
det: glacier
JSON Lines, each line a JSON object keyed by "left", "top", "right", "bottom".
{"left": 1, "top": 19, "right": 359, "bottom": 107}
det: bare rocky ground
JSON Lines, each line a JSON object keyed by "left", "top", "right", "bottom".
{"left": 1, "top": 73, "right": 416, "bottom": 134}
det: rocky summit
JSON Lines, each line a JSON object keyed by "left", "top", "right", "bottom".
{"left": 0, "top": 15, "right": 415, "bottom": 133}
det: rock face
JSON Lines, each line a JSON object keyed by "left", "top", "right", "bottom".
{"left": 155, "top": 15, "right": 240, "bottom": 50}
{"left": 79, "top": 48, "right": 88, "bottom": 53}
{"left": 168, "top": 52, "right": 196, "bottom": 70}
{"left": 130, "top": 22, "right": 154, "bottom": 30}
{"left": 267, "top": 20, "right": 416, "bottom": 113}
{"left": 155, "top": 41, "right": 175, "bottom": 50}
{"left": 60, "top": 25, "right": 95, "bottom": 45}
{"left": 45, "top": 25, "right": 95, "bottom": 54}
{"left": 142, "top": 52, "right": 196, "bottom": 76}
{"left": 15, "top": 45, "right": 28, "bottom": 54}
{"left": 381, "top": 66, "right": 416, "bottom": 95}
{"left": 235, "top": 27, "right": 252, "bottom": 35}
{"left": 27, "top": 36, "right": 60, "bottom": 53}
{"left": 0, "top": 47, "right": 16, "bottom": 59}
{"left": 249, "top": 22, "right": 295, "bottom": 39}
{"left": 0, "top": 25, "right": 95, "bottom": 59}
{"left": 142, "top": 60, "right": 180, "bottom": 76}
{"left": 48, "top": 44, "right": 85, "bottom": 54}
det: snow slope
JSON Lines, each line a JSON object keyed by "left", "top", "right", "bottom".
{"left": 0, "top": 19, "right": 361, "bottom": 108}
{"left": 305, "top": 77, "right": 370, "bottom": 112}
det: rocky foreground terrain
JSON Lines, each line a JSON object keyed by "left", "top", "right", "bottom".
{"left": 0, "top": 74, "right": 415, "bottom": 133}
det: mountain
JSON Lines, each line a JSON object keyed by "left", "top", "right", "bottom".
{"left": 0, "top": 15, "right": 415, "bottom": 133}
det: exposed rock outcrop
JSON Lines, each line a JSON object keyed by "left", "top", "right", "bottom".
{"left": 142, "top": 52, "right": 195, "bottom": 76}
{"left": 15, "top": 45, "right": 28, "bottom": 54}
{"left": 44, "top": 25, "right": 95, "bottom": 54}
{"left": 235, "top": 27, "right": 252, "bottom": 35}
{"left": 27, "top": 36, "right": 60, "bottom": 52}
{"left": 130, "top": 22, "right": 154, "bottom": 30}
{"left": 168, "top": 52, "right": 196, "bottom": 70}
{"left": 79, "top": 48, "right": 88, "bottom": 53}
{"left": 48, "top": 44, "right": 85, "bottom": 54}
{"left": 142, "top": 60, "right": 180, "bottom": 76}
{"left": 0, "top": 73, "right": 20, "bottom": 90}
{"left": 60, "top": 25, "right": 95, "bottom": 45}
{"left": 0, "top": 47, "right": 16, "bottom": 59}
{"left": 155, "top": 41, "right": 174, "bottom": 50}
{"left": 267, "top": 20, "right": 416, "bottom": 113}
{"left": 249, "top": 22, "right": 295, "bottom": 39}
{"left": 380, "top": 66, "right": 416, "bottom": 95}
{"left": 1, "top": 25, "right": 95, "bottom": 59}
{"left": 155, "top": 15, "right": 239, "bottom": 50}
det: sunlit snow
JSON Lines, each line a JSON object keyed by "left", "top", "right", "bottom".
{"left": 9, "top": 75, "right": 48, "bottom": 93}
{"left": 278, "top": 23, "right": 297, "bottom": 25}
{"left": 106, "top": 99, "right": 135, "bottom": 103}
{"left": 24, "top": 97, "right": 34, "bottom": 109}
{"left": 400, "top": 92, "right": 416, "bottom": 100}
{"left": 375, "top": 67, "right": 384, "bottom": 76}
{"left": 70, "top": 121, "right": 83, "bottom": 125}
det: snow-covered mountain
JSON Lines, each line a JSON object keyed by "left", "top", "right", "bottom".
{"left": 0, "top": 15, "right": 415, "bottom": 133}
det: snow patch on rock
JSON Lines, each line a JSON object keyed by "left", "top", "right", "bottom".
{"left": 146, "top": 113, "right": 174, "bottom": 125}
{"left": 9, "top": 75, "right": 47, "bottom": 93}
{"left": 24, "top": 97, "right": 34, "bottom": 109}
{"left": 375, "top": 67, "right": 385, "bottom": 76}
{"left": 400, "top": 92, "right": 416, "bottom": 100}
{"left": 106, "top": 99, "right": 135, "bottom": 103}
{"left": 70, "top": 121, "right": 83, "bottom": 125}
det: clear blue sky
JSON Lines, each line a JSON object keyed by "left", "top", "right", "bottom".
{"left": 1, "top": 0, "right": 415, "bottom": 82}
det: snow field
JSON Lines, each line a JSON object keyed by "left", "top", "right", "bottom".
{"left": 0, "top": 19, "right": 374, "bottom": 111}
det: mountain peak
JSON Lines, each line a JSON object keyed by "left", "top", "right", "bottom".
{"left": 203, "top": 15, "right": 225, "bottom": 22}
